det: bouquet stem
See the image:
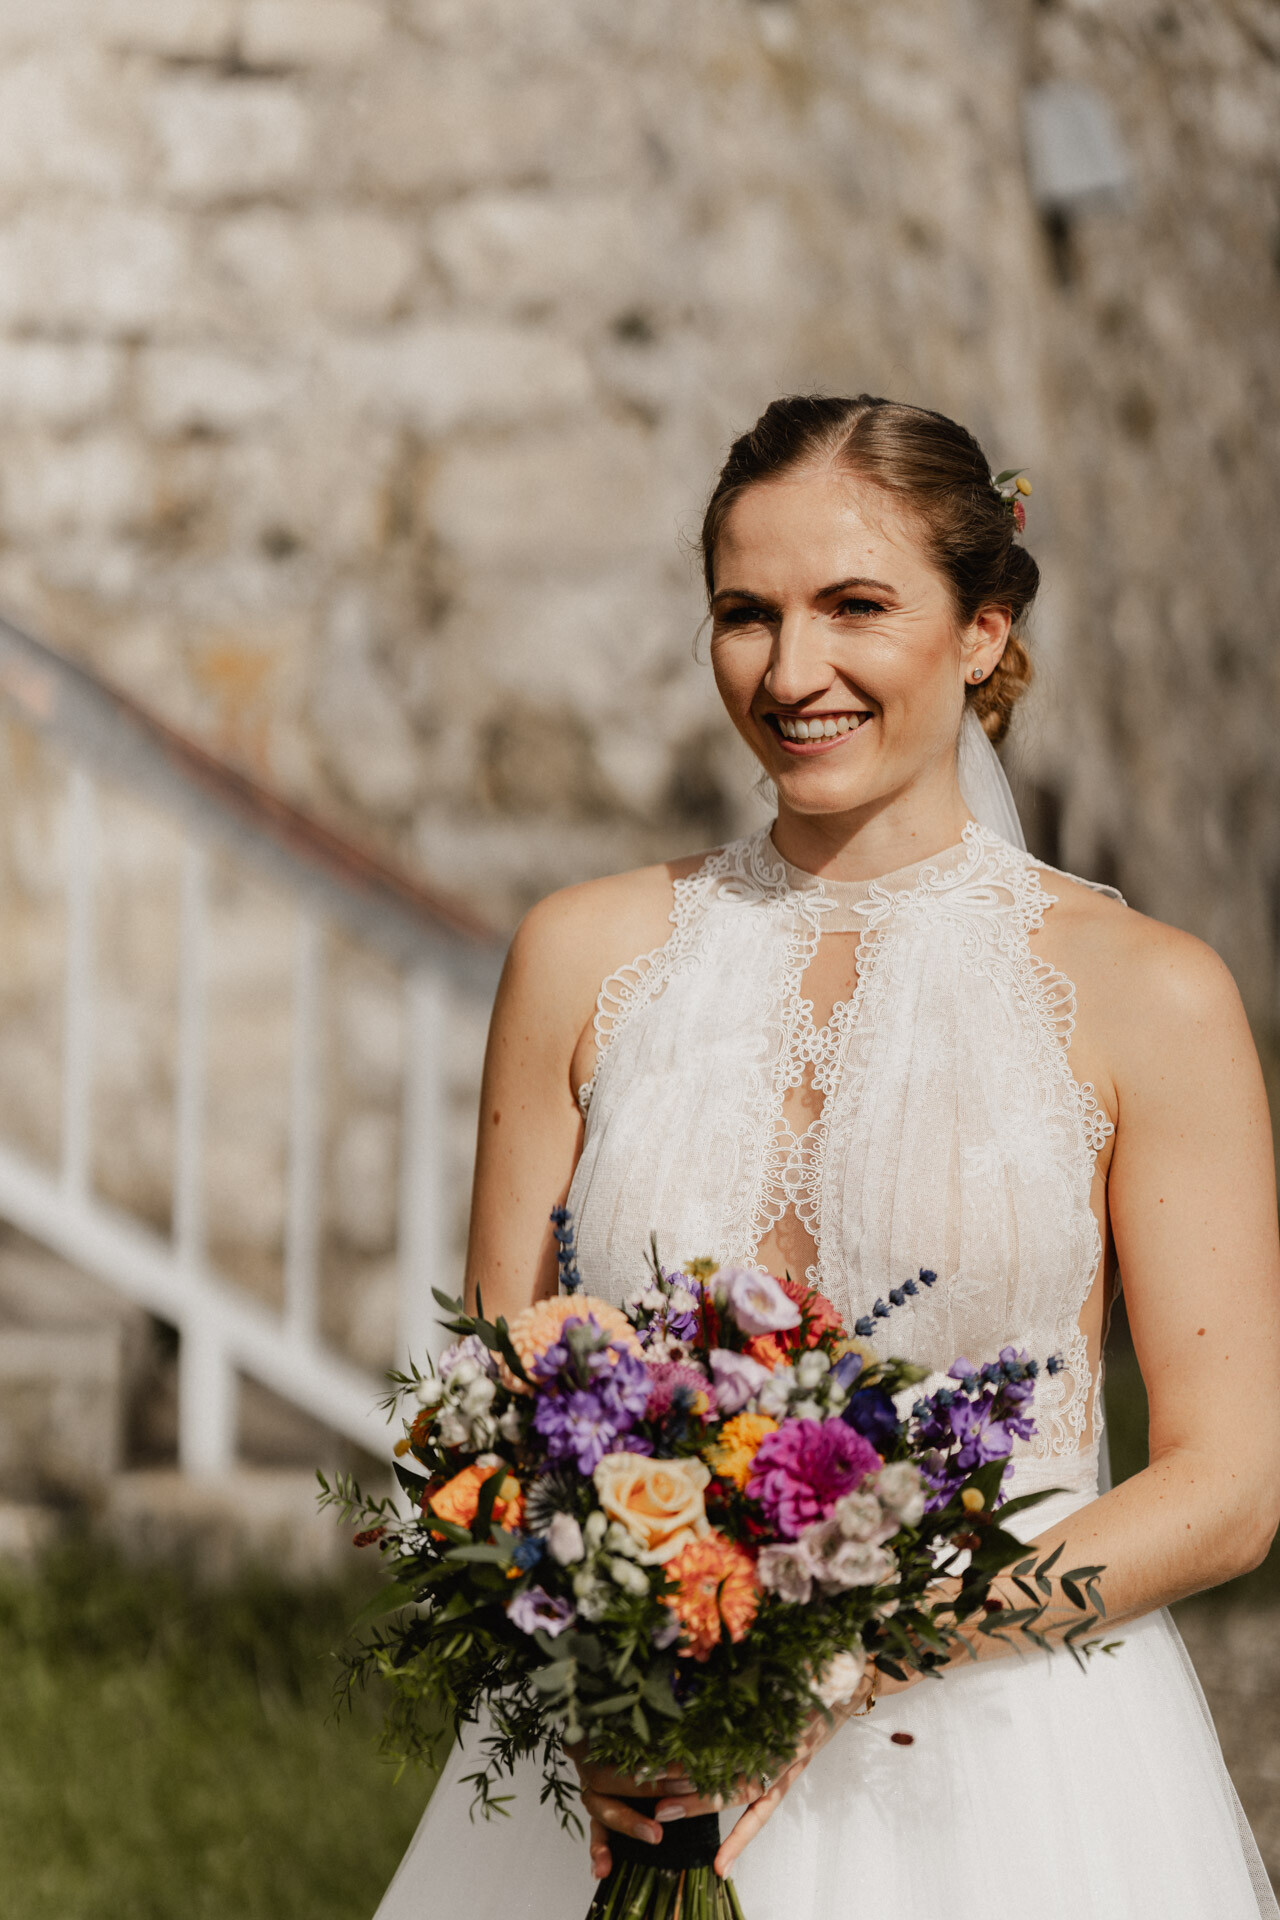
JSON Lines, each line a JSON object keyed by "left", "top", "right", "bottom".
{"left": 586, "top": 1803, "right": 745, "bottom": 1920}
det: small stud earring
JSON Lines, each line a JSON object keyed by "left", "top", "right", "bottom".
{"left": 971, "top": 667, "right": 984, "bottom": 682}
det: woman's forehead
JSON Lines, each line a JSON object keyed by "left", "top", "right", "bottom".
{"left": 715, "top": 470, "right": 935, "bottom": 592}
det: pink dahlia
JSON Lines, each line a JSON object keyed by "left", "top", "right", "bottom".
{"left": 646, "top": 1360, "right": 715, "bottom": 1421}
{"left": 746, "top": 1419, "right": 882, "bottom": 1540}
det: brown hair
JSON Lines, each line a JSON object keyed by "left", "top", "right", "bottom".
{"left": 700, "top": 394, "right": 1039, "bottom": 744}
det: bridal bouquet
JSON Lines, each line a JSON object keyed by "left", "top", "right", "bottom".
{"left": 322, "top": 1217, "right": 1108, "bottom": 1920}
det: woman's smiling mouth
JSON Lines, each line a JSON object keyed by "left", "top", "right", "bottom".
{"left": 764, "top": 711, "right": 873, "bottom": 753}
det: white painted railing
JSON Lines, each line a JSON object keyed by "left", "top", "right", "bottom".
{"left": 0, "top": 618, "right": 501, "bottom": 1475}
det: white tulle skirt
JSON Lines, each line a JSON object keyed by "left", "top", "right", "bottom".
{"left": 372, "top": 1468, "right": 1278, "bottom": 1920}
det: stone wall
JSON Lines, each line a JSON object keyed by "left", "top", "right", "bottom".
{"left": 0, "top": 0, "right": 1274, "bottom": 1297}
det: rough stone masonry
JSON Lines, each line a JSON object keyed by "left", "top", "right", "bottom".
{"left": 0, "top": 0, "right": 1275, "bottom": 1330}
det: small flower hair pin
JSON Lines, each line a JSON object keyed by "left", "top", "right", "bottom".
{"left": 992, "top": 467, "right": 1032, "bottom": 532}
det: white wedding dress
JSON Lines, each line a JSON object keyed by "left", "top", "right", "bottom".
{"left": 375, "top": 816, "right": 1277, "bottom": 1919}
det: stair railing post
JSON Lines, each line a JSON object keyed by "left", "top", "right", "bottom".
{"left": 173, "top": 840, "right": 235, "bottom": 1475}
{"left": 61, "top": 766, "right": 97, "bottom": 1201}
{"left": 398, "top": 967, "right": 449, "bottom": 1373}
{"left": 284, "top": 911, "right": 324, "bottom": 1344}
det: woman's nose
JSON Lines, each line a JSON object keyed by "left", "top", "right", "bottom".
{"left": 764, "top": 610, "right": 832, "bottom": 707}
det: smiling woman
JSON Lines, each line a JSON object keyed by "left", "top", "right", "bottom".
{"left": 371, "top": 395, "right": 1280, "bottom": 1920}
{"left": 703, "top": 394, "right": 1036, "bottom": 877}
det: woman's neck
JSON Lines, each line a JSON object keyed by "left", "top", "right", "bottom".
{"left": 769, "top": 783, "right": 974, "bottom": 884}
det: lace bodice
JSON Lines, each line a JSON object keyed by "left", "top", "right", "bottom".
{"left": 565, "top": 823, "right": 1114, "bottom": 1460}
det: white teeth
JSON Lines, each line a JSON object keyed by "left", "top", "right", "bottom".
{"left": 776, "top": 714, "right": 866, "bottom": 741}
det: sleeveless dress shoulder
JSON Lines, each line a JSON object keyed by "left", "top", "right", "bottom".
{"left": 374, "top": 824, "right": 1278, "bottom": 1920}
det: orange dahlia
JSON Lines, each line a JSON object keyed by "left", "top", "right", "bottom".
{"left": 664, "top": 1531, "right": 761, "bottom": 1661}
{"left": 502, "top": 1294, "right": 643, "bottom": 1389}
{"left": 704, "top": 1412, "right": 779, "bottom": 1490}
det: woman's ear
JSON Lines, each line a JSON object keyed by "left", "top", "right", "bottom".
{"left": 961, "top": 606, "right": 1012, "bottom": 683}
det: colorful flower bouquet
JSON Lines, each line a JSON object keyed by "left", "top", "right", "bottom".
{"left": 322, "top": 1217, "right": 1109, "bottom": 1920}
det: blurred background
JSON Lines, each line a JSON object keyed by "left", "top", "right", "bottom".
{"left": 0, "top": 1, "right": 1275, "bottom": 1913}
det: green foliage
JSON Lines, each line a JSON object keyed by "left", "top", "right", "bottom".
{"left": 0, "top": 1538, "right": 426, "bottom": 1920}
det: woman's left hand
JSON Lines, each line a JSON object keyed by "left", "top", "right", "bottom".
{"left": 712, "top": 1664, "right": 917, "bottom": 1877}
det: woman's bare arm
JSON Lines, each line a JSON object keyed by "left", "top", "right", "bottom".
{"left": 462, "top": 862, "right": 687, "bottom": 1321}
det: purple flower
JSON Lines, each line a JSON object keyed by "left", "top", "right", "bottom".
{"left": 506, "top": 1586, "right": 575, "bottom": 1637}
{"left": 531, "top": 1346, "right": 653, "bottom": 1473}
{"left": 841, "top": 1384, "right": 900, "bottom": 1453}
{"left": 723, "top": 1269, "right": 803, "bottom": 1338}
{"left": 708, "top": 1349, "right": 771, "bottom": 1414}
{"left": 746, "top": 1419, "right": 883, "bottom": 1540}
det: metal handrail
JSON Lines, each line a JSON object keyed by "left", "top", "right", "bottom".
{"left": 0, "top": 614, "right": 503, "bottom": 987}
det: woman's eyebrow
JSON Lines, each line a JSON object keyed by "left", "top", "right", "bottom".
{"left": 711, "top": 575, "right": 897, "bottom": 608}
{"left": 817, "top": 575, "right": 896, "bottom": 597}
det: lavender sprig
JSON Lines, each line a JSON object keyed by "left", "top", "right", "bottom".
{"left": 550, "top": 1205, "right": 584, "bottom": 1294}
{"left": 852, "top": 1267, "right": 937, "bottom": 1338}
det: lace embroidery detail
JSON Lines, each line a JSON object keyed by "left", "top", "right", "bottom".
{"left": 575, "top": 845, "right": 738, "bottom": 1117}
{"left": 571, "top": 822, "right": 1114, "bottom": 1464}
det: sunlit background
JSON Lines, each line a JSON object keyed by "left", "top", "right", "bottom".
{"left": 0, "top": 2, "right": 1275, "bottom": 1913}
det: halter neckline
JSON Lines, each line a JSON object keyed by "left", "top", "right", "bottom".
{"left": 766, "top": 823, "right": 976, "bottom": 916}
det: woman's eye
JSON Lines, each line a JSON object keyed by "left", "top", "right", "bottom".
{"left": 837, "top": 598, "right": 885, "bottom": 618}
{"left": 715, "top": 605, "right": 770, "bottom": 627}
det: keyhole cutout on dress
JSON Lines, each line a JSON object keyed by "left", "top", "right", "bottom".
{"left": 753, "top": 928, "right": 863, "bottom": 1284}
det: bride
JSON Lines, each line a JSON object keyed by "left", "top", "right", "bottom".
{"left": 375, "top": 395, "right": 1280, "bottom": 1917}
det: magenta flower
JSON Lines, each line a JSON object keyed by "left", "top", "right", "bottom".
{"left": 645, "top": 1361, "right": 715, "bottom": 1421}
{"left": 746, "top": 1419, "right": 882, "bottom": 1540}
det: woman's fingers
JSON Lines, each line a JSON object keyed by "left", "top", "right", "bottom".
{"left": 588, "top": 1817, "right": 612, "bottom": 1882}
{"left": 580, "top": 1791, "right": 665, "bottom": 1848}
{"left": 713, "top": 1762, "right": 802, "bottom": 1877}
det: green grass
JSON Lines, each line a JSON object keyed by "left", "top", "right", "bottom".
{"left": 0, "top": 1539, "right": 430, "bottom": 1920}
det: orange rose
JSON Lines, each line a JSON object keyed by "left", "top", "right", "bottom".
{"left": 594, "top": 1454, "right": 711, "bottom": 1564}
{"left": 704, "top": 1412, "right": 778, "bottom": 1490}
{"left": 664, "top": 1532, "right": 760, "bottom": 1661}
{"left": 426, "top": 1462, "right": 523, "bottom": 1535}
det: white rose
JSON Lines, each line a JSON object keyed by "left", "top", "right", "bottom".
{"left": 813, "top": 1648, "right": 866, "bottom": 1710}
{"left": 546, "top": 1512, "right": 585, "bottom": 1565}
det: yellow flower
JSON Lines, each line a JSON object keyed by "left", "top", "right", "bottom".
{"left": 594, "top": 1454, "right": 711, "bottom": 1564}
{"left": 1015, "top": 475, "right": 1032, "bottom": 496}
{"left": 705, "top": 1412, "right": 778, "bottom": 1490}
{"left": 682, "top": 1256, "right": 719, "bottom": 1282}
{"left": 961, "top": 1487, "right": 986, "bottom": 1513}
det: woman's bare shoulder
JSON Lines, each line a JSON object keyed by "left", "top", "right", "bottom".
{"left": 502, "top": 848, "right": 719, "bottom": 1030}
{"left": 1036, "top": 866, "right": 1249, "bottom": 1061}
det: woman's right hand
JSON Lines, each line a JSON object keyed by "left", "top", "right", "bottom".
{"left": 568, "top": 1748, "right": 702, "bottom": 1880}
